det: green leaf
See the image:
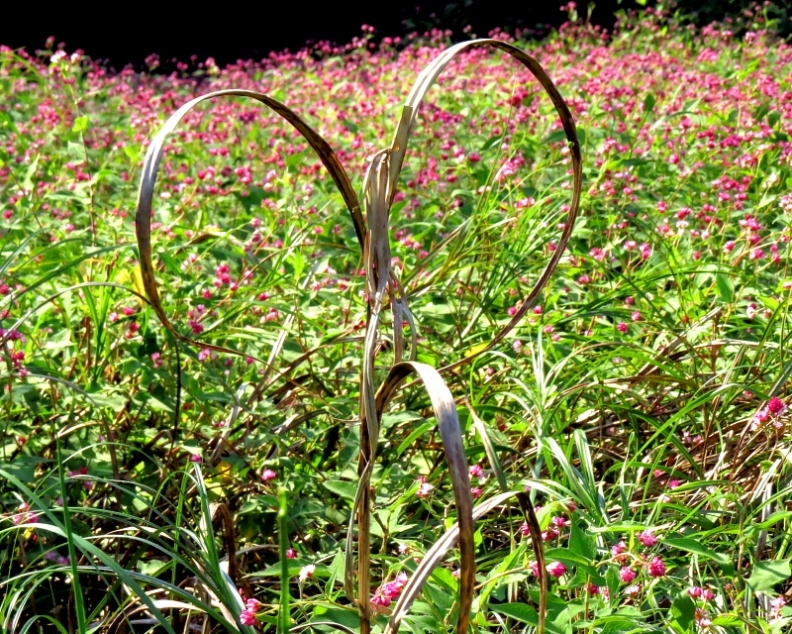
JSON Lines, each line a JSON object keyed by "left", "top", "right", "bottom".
{"left": 490, "top": 603, "right": 538, "bottom": 624}
{"left": 643, "top": 93, "right": 656, "bottom": 113}
{"left": 569, "top": 521, "right": 596, "bottom": 562}
{"left": 311, "top": 605, "right": 360, "bottom": 631}
{"left": 544, "top": 547, "right": 592, "bottom": 569}
{"left": 715, "top": 273, "right": 733, "bottom": 303}
{"left": 340, "top": 119, "right": 358, "bottom": 133}
{"left": 757, "top": 511, "right": 792, "bottom": 529}
{"left": 746, "top": 559, "right": 791, "bottom": 593}
{"left": 322, "top": 479, "right": 357, "bottom": 501}
{"left": 664, "top": 537, "right": 734, "bottom": 575}
{"left": 22, "top": 153, "right": 40, "bottom": 191}
{"left": 72, "top": 115, "right": 89, "bottom": 133}
{"left": 606, "top": 564, "right": 621, "bottom": 601}
{"left": 711, "top": 614, "right": 742, "bottom": 626}
{"left": 396, "top": 420, "right": 435, "bottom": 456}
{"left": 670, "top": 594, "right": 695, "bottom": 631}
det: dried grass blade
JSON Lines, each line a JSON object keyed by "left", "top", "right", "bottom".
{"left": 375, "top": 361, "right": 473, "bottom": 634}
{"left": 135, "top": 89, "right": 364, "bottom": 356}
{"left": 354, "top": 149, "right": 395, "bottom": 632}
{"left": 386, "top": 41, "right": 582, "bottom": 372}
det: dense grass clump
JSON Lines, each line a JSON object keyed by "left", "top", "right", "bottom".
{"left": 1, "top": 4, "right": 792, "bottom": 633}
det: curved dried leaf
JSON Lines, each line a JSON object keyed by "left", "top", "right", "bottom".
{"left": 135, "top": 89, "right": 364, "bottom": 356}
{"left": 386, "top": 40, "right": 583, "bottom": 373}
{"left": 374, "top": 361, "right": 473, "bottom": 634}
{"left": 383, "top": 491, "right": 528, "bottom": 634}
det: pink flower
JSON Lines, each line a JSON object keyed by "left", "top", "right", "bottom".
{"left": 625, "top": 584, "right": 641, "bottom": 597}
{"left": 695, "top": 607, "right": 711, "bottom": 626}
{"left": 470, "top": 486, "right": 483, "bottom": 499}
{"left": 768, "top": 396, "right": 786, "bottom": 415}
{"left": 12, "top": 501, "right": 39, "bottom": 526}
{"left": 617, "top": 322, "right": 629, "bottom": 333}
{"left": 552, "top": 516, "right": 569, "bottom": 530}
{"left": 286, "top": 548, "right": 297, "bottom": 559}
{"left": 648, "top": 556, "right": 666, "bottom": 577}
{"left": 299, "top": 564, "right": 315, "bottom": 582}
{"left": 372, "top": 572, "right": 409, "bottom": 609}
{"left": 416, "top": 477, "right": 434, "bottom": 498}
{"left": 546, "top": 561, "right": 566, "bottom": 577}
{"left": 770, "top": 596, "right": 786, "bottom": 619}
{"left": 240, "top": 597, "right": 262, "bottom": 625}
{"left": 240, "top": 609, "right": 257, "bottom": 626}
{"left": 542, "top": 527, "right": 560, "bottom": 541}
{"left": 261, "top": 468, "right": 277, "bottom": 482}
{"left": 638, "top": 529, "right": 658, "bottom": 547}
{"left": 371, "top": 591, "right": 391, "bottom": 608}
{"left": 469, "top": 464, "right": 484, "bottom": 479}
{"left": 620, "top": 567, "right": 637, "bottom": 583}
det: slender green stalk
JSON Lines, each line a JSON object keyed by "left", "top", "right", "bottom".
{"left": 278, "top": 487, "right": 291, "bottom": 634}
{"left": 56, "top": 437, "right": 88, "bottom": 633}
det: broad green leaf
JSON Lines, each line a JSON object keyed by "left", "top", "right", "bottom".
{"left": 322, "top": 479, "right": 357, "bottom": 501}
{"left": 664, "top": 538, "right": 734, "bottom": 575}
{"left": 746, "top": 559, "right": 791, "bottom": 593}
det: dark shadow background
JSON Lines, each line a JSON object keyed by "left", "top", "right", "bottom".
{"left": 1, "top": 1, "right": 645, "bottom": 69}
{"left": 1, "top": 0, "right": 785, "bottom": 70}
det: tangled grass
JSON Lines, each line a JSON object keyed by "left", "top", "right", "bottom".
{"left": 1, "top": 4, "right": 792, "bottom": 633}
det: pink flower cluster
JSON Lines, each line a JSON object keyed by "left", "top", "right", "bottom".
{"left": 240, "top": 597, "right": 262, "bottom": 626}
{"left": 371, "top": 572, "right": 409, "bottom": 609}
{"left": 751, "top": 396, "right": 787, "bottom": 431}
{"left": 415, "top": 475, "right": 434, "bottom": 498}
{"left": 11, "top": 501, "right": 39, "bottom": 526}
{"left": 611, "top": 530, "right": 668, "bottom": 597}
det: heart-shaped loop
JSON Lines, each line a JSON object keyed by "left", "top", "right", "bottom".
{"left": 135, "top": 43, "right": 581, "bottom": 634}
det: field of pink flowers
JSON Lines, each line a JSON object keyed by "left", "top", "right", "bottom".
{"left": 1, "top": 4, "right": 792, "bottom": 633}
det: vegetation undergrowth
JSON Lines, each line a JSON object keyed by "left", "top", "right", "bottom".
{"left": 1, "top": 3, "right": 791, "bottom": 633}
